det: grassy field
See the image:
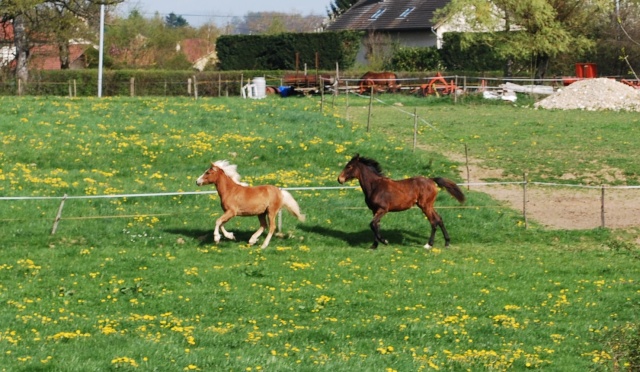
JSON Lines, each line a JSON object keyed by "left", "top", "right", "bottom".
{"left": 0, "top": 95, "right": 638, "bottom": 371}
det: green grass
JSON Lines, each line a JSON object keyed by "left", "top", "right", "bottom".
{"left": 0, "top": 95, "right": 638, "bottom": 371}
{"left": 340, "top": 93, "right": 640, "bottom": 185}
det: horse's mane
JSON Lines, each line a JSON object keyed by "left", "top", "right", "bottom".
{"left": 214, "top": 160, "right": 249, "bottom": 186}
{"left": 354, "top": 154, "right": 385, "bottom": 177}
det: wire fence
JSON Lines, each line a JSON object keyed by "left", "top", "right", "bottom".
{"left": 2, "top": 181, "right": 640, "bottom": 234}
{"left": 2, "top": 73, "right": 612, "bottom": 98}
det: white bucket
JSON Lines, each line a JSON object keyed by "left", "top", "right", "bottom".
{"left": 252, "top": 77, "right": 266, "bottom": 99}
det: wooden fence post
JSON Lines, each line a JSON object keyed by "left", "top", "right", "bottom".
{"left": 187, "top": 78, "right": 192, "bottom": 95}
{"left": 367, "top": 86, "right": 373, "bottom": 132}
{"left": 130, "top": 77, "right": 135, "bottom": 97}
{"left": 465, "top": 144, "right": 470, "bottom": 190}
{"left": 345, "top": 80, "right": 350, "bottom": 120}
{"left": 412, "top": 108, "right": 418, "bottom": 151}
{"left": 193, "top": 75, "right": 198, "bottom": 99}
{"left": 523, "top": 173, "right": 528, "bottom": 229}
{"left": 51, "top": 194, "right": 68, "bottom": 234}
{"left": 601, "top": 185, "right": 605, "bottom": 228}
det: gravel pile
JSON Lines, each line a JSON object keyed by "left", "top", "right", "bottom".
{"left": 534, "top": 78, "right": 640, "bottom": 111}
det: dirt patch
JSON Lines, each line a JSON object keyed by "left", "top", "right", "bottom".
{"left": 455, "top": 152, "right": 640, "bottom": 230}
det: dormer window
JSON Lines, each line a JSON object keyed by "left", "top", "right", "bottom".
{"left": 370, "top": 8, "right": 386, "bottom": 20}
{"left": 398, "top": 7, "right": 415, "bottom": 18}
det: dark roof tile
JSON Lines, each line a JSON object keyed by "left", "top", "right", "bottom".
{"left": 326, "top": 0, "right": 450, "bottom": 31}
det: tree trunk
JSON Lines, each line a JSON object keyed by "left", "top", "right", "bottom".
{"left": 504, "top": 58, "right": 513, "bottom": 79}
{"left": 14, "top": 14, "right": 29, "bottom": 95}
{"left": 59, "top": 42, "right": 70, "bottom": 69}
{"left": 534, "top": 53, "right": 550, "bottom": 85}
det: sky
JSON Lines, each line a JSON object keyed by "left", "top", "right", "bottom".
{"left": 119, "top": 0, "right": 334, "bottom": 27}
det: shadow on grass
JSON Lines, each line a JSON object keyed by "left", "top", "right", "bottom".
{"left": 299, "top": 225, "right": 429, "bottom": 248}
{"left": 163, "top": 228, "right": 257, "bottom": 245}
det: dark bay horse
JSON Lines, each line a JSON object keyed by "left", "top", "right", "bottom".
{"left": 358, "top": 71, "right": 400, "bottom": 94}
{"left": 338, "top": 154, "right": 465, "bottom": 249}
{"left": 196, "top": 161, "right": 305, "bottom": 249}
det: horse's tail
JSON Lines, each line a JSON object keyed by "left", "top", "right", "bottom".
{"left": 280, "top": 190, "right": 306, "bottom": 222}
{"left": 432, "top": 177, "right": 466, "bottom": 204}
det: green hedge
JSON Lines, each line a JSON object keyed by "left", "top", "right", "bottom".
{"left": 216, "top": 31, "right": 362, "bottom": 71}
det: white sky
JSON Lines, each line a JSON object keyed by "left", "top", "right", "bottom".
{"left": 119, "top": 0, "right": 333, "bottom": 26}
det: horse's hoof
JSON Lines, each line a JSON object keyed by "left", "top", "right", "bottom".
{"left": 424, "top": 244, "right": 432, "bottom": 250}
{"left": 382, "top": 240, "right": 389, "bottom": 245}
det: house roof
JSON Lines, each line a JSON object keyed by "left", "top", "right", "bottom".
{"left": 179, "top": 38, "right": 214, "bottom": 64}
{"left": 326, "top": 0, "right": 451, "bottom": 32}
{"left": 29, "top": 43, "right": 91, "bottom": 70}
{"left": 0, "top": 21, "right": 14, "bottom": 42}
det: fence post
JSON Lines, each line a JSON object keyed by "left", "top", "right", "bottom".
{"left": 68, "top": 80, "right": 72, "bottom": 98}
{"left": 193, "top": 75, "right": 198, "bottom": 100}
{"left": 51, "top": 194, "right": 68, "bottom": 235}
{"left": 454, "top": 75, "right": 459, "bottom": 104}
{"left": 345, "top": 80, "right": 350, "bottom": 120}
{"left": 187, "top": 78, "right": 192, "bottom": 95}
{"left": 130, "top": 77, "right": 135, "bottom": 97}
{"left": 523, "top": 173, "right": 528, "bottom": 229}
{"left": 465, "top": 144, "right": 470, "bottom": 190}
{"left": 601, "top": 185, "right": 605, "bottom": 228}
{"left": 218, "top": 73, "right": 221, "bottom": 97}
{"left": 412, "top": 108, "right": 418, "bottom": 151}
{"left": 73, "top": 79, "right": 77, "bottom": 97}
{"left": 367, "top": 86, "right": 373, "bottom": 132}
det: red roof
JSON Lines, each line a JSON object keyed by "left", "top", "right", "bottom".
{"left": 0, "top": 21, "right": 14, "bottom": 41}
{"left": 29, "top": 44, "right": 91, "bottom": 70}
{"left": 180, "top": 38, "right": 214, "bottom": 63}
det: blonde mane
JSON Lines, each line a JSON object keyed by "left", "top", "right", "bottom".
{"left": 214, "top": 160, "right": 249, "bottom": 186}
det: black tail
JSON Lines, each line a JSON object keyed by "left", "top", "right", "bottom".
{"left": 432, "top": 177, "right": 465, "bottom": 203}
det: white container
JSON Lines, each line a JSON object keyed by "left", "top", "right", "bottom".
{"left": 252, "top": 77, "right": 266, "bottom": 99}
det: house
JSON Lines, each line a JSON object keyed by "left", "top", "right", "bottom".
{"left": 29, "top": 42, "right": 93, "bottom": 70}
{"left": 0, "top": 21, "right": 16, "bottom": 68}
{"left": 326, "top": 0, "right": 454, "bottom": 64}
{"left": 176, "top": 38, "right": 217, "bottom": 71}
{"left": 0, "top": 20, "right": 92, "bottom": 70}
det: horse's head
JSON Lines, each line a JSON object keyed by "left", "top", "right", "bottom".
{"left": 195, "top": 162, "right": 221, "bottom": 186}
{"left": 338, "top": 154, "right": 361, "bottom": 184}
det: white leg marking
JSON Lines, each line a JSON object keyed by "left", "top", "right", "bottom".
{"left": 249, "top": 227, "right": 265, "bottom": 245}
{"left": 220, "top": 226, "right": 235, "bottom": 240}
{"left": 424, "top": 243, "right": 432, "bottom": 250}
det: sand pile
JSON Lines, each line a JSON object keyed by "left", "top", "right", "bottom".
{"left": 534, "top": 78, "right": 640, "bottom": 111}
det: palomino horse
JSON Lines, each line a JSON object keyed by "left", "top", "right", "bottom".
{"left": 338, "top": 154, "right": 465, "bottom": 249}
{"left": 358, "top": 71, "right": 400, "bottom": 94}
{"left": 196, "top": 161, "right": 305, "bottom": 249}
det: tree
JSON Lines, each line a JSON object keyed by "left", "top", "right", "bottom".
{"left": 1, "top": 0, "right": 122, "bottom": 93}
{"left": 165, "top": 12, "right": 188, "bottom": 28}
{"left": 435, "top": 0, "right": 612, "bottom": 81}
{"left": 230, "top": 12, "right": 324, "bottom": 34}
{"left": 328, "top": 0, "right": 358, "bottom": 20}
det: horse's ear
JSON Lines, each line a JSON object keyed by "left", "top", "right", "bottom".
{"left": 354, "top": 153, "right": 360, "bottom": 160}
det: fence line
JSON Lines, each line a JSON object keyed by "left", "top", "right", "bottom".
{"left": 2, "top": 181, "right": 640, "bottom": 233}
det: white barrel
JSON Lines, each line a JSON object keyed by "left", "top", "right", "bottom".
{"left": 252, "top": 77, "right": 266, "bottom": 99}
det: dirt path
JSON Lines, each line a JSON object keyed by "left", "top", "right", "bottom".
{"left": 445, "top": 151, "right": 640, "bottom": 231}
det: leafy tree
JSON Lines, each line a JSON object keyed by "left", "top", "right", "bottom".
{"left": 328, "top": 0, "right": 358, "bottom": 20}
{"left": 106, "top": 9, "right": 202, "bottom": 69}
{"left": 165, "top": 12, "right": 188, "bottom": 28}
{"left": 230, "top": 12, "right": 324, "bottom": 34}
{"left": 1, "top": 0, "right": 121, "bottom": 93}
{"left": 435, "top": 0, "right": 612, "bottom": 80}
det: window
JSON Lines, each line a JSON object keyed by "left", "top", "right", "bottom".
{"left": 370, "top": 8, "right": 386, "bottom": 20}
{"left": 398, "top": 7, "right": 415, "bottom": 18}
